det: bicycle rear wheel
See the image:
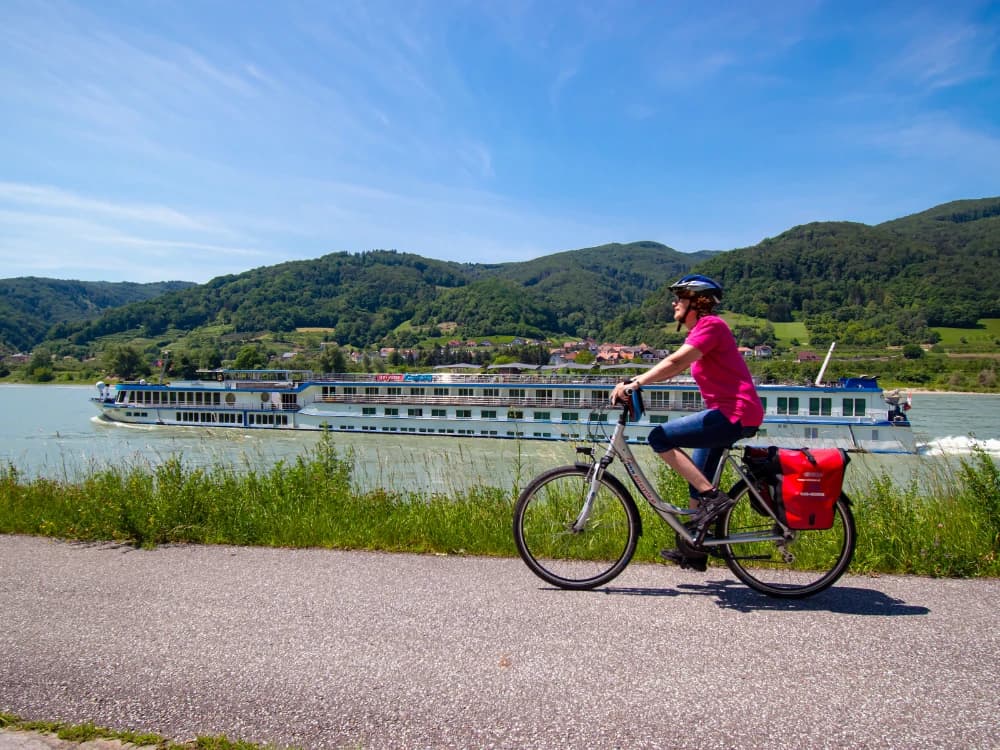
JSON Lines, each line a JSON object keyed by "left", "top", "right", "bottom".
{"left": 717, "top": 480, "right": 856, "bottom": 598}
{"left": 513, "top": 465, "right": 640, "bottom": 590}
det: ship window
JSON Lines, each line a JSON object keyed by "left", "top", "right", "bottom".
{"left": 483, "top": 388, "right": 500, "bottom": 398}
{"left": 384, "top": 407, "right": 398, "bottom": 416}
{"left": 682, "top": 391, "right": 702, "bottom": 409}
{"left": 342, "top": 386, "right": 357, "bottom": 395}
{"left": 562, "top": 390, "right": 581, "bottom": 401}
{"left": 507, "top": 410, "right": 524, "bottom": 419}
{"left": 590, "top": 391, "right": 608, "bottom": 403}
{"left": 809, "top": 398, "right": 832, "bottom": 416}
{"left": 509, "top": 388, "right": 525, "bottom": 399}
{"left": 561, "top": 412, "right": 579, "bottom": 422}
{"left": 805, "top": 427, "right": 819, "bottom": 439}
{"left": 647, "top": 392, "right": 667, "bottom": 408}
{"left": 365, "top": 387, "right": 379, "bottom": 396}
{"left": 778, "top": 397, "right": 799, "bottom": 415}
{"left": 362, "top": 407, "right": 376, "bottom": 415}
{"left": 759, "top": 397, "right": 767, "bottom": 412}
{"left": 650, "top": 415, "right": 668, "bottom": 423}
{"left": 481, "top": 410, "right": 497, "bottom": 419}
{"left": 533, "top": 412, "right": 550, "bottom": 421}
{"left": 410, "top": 387, "right": 425, "bottom": 396}
{"left": 589, "top": 412, "right": 608, "bottom": 422}
{"left": 407, "top": 408, "right": 423, "bottom": 417}
{"left": 226, "top": 393, "right": 236, "bottom": 405}
{"left": 456, "top": 409, "right": 472, "bottom": 419}
{"left": 536, "top": 389, "right": 552, "bottom": 401}
{"left": 433, "top": 387, "right": 449, "bottom": 396}
{"left": 843, "top": 398, "right": 866, "bottom": 416}
{"left": 458, "top": 388, "right": 474, "bottom": 397}
{"left": 431, "top": 408, "right": 447, "bottom": 417}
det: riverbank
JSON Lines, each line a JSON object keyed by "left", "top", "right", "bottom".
{"left": 2, "top": 434, "right": 997, "bottom": 578}
{"left": 2, "top": 375, "right": 998, "bottom": 396}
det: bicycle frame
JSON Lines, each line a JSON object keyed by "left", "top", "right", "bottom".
{"left": 577, "top": 411, "right": 789, "bottom": 550}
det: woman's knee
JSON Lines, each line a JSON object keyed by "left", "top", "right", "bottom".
{"left": 648, "top": 425, "right": 673, "bottom": 453}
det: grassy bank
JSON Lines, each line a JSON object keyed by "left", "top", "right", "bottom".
{"left": 0, "top": 712, "right": 276, "bottom": 749}
{"left": 0, "top": 436, "right": 997, "bottom": 577}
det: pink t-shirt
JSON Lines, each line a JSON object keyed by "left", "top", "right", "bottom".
{"left": 684, "top": 316, "right": 764, "bottom": 427}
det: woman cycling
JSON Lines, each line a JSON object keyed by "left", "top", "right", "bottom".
{"left": 610, "top": 274, "right": 764, "bottom": 571}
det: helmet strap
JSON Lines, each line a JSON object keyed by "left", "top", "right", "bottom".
{"left": 676, "top": 299, "right": 691, "bottom": 331}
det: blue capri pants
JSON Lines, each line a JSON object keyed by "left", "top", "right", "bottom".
{"left": 647, "top": 409, "right": 746, "bottom": 499}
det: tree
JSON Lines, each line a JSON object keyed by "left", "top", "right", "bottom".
{"left": 233, "top": 345, "right": 267, "bottom": 370}
{"left": 102, "top": 344, "right": 147, "bottom": 379}
{"left": 318, "top": 345, "right": 347, "bottom": 373}
{"left": 27, "top": 348, "right": 54, "bottom": 382}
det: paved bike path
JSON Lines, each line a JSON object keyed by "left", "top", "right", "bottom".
{"left": 1, "top": 535, "right": 998, "bottom": 750}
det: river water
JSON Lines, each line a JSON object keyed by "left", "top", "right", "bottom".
{"left": 1, "top": 385, "right": 998, "bottom": 495}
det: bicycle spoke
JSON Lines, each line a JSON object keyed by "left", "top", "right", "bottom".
{"left": 513, "top": 466, "right": 639, "bottom": 590}
{"left": 718, "top": 481, "right": 856, "bottom": 598}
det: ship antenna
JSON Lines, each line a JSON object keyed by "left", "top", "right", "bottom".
{"left": 159, "top": 350, "right": 170, "bottom": 384}
{"left": 815, "top": 341, "right": 835, "bottom": 386}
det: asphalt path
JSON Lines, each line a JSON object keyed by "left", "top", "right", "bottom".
{"left": 1, "top": 534, "right": 998, "bottom": 750}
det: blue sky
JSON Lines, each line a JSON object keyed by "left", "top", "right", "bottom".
{"left": 2, "top": 1, "right": 998, "bottom": 283}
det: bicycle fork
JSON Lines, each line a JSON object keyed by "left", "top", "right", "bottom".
{"left": 571, "top": 453, "right": 613, "bottom": 533}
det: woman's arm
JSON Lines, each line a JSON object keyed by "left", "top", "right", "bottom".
{"left": 611, "top": 343, "right": 702, "bottom": 402}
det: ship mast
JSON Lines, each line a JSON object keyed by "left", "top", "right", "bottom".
{"left": 815, "top": 342, "right": 836, "bottom": 386}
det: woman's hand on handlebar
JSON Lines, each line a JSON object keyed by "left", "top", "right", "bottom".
{"left": 610, "top": 380, "right": 636, "bottom": 407}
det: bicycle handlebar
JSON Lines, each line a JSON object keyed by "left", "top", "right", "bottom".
{"left": 610, "top": 386, "right": 645, "bottom": 423}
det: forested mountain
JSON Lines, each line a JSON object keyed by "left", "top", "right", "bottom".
{"left": 414, "top": 242, "right": 711, "bottom": 338}
{"left": 703, "top": 197, "right": 1000, "bottom": 326}
{"left": 604, "top": 197, "right": 1000, "bottom": 347}
{"left": 51, "top": 242, "right": 702, "bottom": 349}
{"left": 6, "top": 197, "right": 999, "bottom": 354}
{"left": 0, "top": 278, "right": 194, "bottom": 352}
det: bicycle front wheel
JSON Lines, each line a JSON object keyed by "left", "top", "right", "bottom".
{"left": 513, "top": 465, "right": 640, "bottom": 590}
{"left": 717, "top": 481, "right": 856, "bottom": 598}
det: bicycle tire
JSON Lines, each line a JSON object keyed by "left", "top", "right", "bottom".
{"left": 716, "top": 480, "right": 856, "bottom": 598}
{"left": 513, "top": 465, "right": 640, "bottom": 590}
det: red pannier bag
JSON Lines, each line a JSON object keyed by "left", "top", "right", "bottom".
{"left": 776, "top": 448, "right": 850, "bottom": 530}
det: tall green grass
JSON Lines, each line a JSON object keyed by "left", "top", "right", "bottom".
{"left": 0, "top": 436, "right": 997, "bottom": 577}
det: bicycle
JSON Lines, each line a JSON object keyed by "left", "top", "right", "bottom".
{"left": 512, "top": 389, "right": 857, "bottom": 598}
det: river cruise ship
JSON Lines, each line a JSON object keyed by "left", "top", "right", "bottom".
{"left": 92, "top": 366, "right": 917, "bottom": 454}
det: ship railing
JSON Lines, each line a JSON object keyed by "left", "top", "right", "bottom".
{"left": 308, "top": 394, "right": 707, "bottom": 411}
{"left": 309, "top": 372, "right": 632, "bottom": 386}
{"left": 116, "top": 397, "right": 302, "bottom": 412}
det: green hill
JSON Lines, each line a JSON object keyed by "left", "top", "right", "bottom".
{"left": 6, "top": 198, "right": 1000, "bottom": 356}
{"left": 53, "top": 242, "right": 703, "bottom": 349}
{"left": 0, "top": 278, "right": 194, "bottom": 352}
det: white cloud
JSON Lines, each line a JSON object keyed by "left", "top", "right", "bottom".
{"left": 886, "top": 18, "right": 997, "bottom": 92}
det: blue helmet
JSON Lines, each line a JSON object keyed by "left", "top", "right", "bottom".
{"left": 669, "top": 274, "right": 723, "bottom": 304}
